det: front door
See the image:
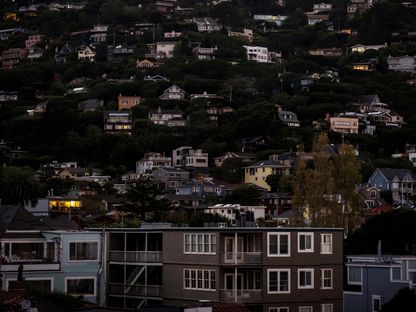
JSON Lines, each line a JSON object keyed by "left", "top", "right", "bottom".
{"left": 224, "top": 237, "right": 243, "bottom": 263}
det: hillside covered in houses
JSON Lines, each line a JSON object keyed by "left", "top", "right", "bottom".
{"left": 1, "top": 0, "right": 416, "bottom": 311}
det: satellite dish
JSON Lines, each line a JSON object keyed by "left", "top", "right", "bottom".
{"left": 20, "top": 299, "right": 31, "bottom": 310}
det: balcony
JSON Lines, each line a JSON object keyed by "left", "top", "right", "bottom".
{"left": 0, "top": 261, "right": 60, "bottom": 272}
{"left": 108, "top": 283, "right": 161, "bottom": 297}
{"left": 219, "top": 289, "right": 263, "bottom": 302}
{"left": 220, "top": 252, "right": 262, "bottom": 265}
{"left": 109, "top": 250, "right": 163, "bottom": 263}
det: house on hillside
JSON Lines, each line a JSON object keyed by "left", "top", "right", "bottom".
{"left": 244, "top": 160, "right": 291, "bottom": 191}
{"left": 159, "top": 84, "right": 186, "bottom": 100}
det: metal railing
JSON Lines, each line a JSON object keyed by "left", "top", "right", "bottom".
{"left": 108, "top": 283, "right": 161, "bottom": 297}
{"left": 109, "top": 251, "right": 163, "bottom": 263}
{"left": 219, "top": 289, "right": 263, "bottom": 302}
{"left": 220, "top": 252, "right": 262, "bottom": 264}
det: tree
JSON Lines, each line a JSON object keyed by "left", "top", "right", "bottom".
{"left": 224, "top": 184, "right": 262, "bottom": 205}
{"left": 381, "top": 287, "right": 416, "bottom": 312}
{"left": 0, "top": 167, "right": 41, "bottom": 207}
{"left": 266, "top": 174, "right": 281, "bottom": 193}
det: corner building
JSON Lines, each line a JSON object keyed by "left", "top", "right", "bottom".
{"left": 106, "top": 227, "right": 343, "bottom": 312}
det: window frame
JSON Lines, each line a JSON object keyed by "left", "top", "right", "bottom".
{"left": 347, "top": 266, "right": 363, "bottom": 285}
{"left": 320, "top": 234, "right": 333, "bottom": 254}
{"left": 267, "top": 232, "right": 291, "bottom": 257}
{"left": 298, "top": 268, "right": 314, "bottom": 289}
{"left": 298, "top": 307, "right": 313, "bottom": 312}
{"left": 267, "top": 268, "right": 291, "bottom": 294}
{"left": 65, "top": 276, "right": 96, "bottom": 297}
{"left": 390, "top": 266, "right": 402, "bottom": 281}
{"left": 372, "top": 295, "right": 381, "bottom": 312}
{"left": 321, "top": 268, "right": 333, "bottom": 289}
{"left": 183, "top": 268, "right": 216, "bottom": 291}
{"left": 269, "top": 308, "right": 289, "bottom": 312}
{"left": 298, "top": 232, "right": 314, "bottom": 253}
{"left": 183, "top": 233, "right": 216, "bottom": 255}
{"left": 68, "top": 241, "right": 99, "bottom": 262}
{"left": 321, "top": 304, "right": 333, "bottom": 312}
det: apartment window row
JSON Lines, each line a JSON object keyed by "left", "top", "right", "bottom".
{"left": 69, "top": 242, "right": 98, "bottom": 261}
{"left": 268, "top": 233, "right": 333, "bottom": 256}
{"left": 269, "top": 304, "right": 333, "bottom": 312}
{"left": 183, "top": 269, "right": 216, "bottom": 291}
{"left": 184, "top": 233, "right": 216, "bottom": 254}
{"left": 268, "top": 268, "right": 333, "bottom": 293}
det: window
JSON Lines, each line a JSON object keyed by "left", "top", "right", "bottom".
{"left": 268, "top": 233, "right": 290, "bottom": 256}
{"left": 320, "top": 234, "right": 333, "bottom": 254}
{"left": 69, "top": 242, "right": 98, "bottom": 261}
{"left": 372, "top": 295, "right": 381, "bottom": 312}
{"left": 269, "top": 308, "right": 289, "bottom": 312}
{"left": 299, "top": 307, "right": 313, "bottom": 312}
{"left": 298, "top": 233, "right": 314, "bottom": 253}
{"left": 268, "top": 269, "right": 290, "bottom": 294}
{"left": 348, "top": 267, "right": 362, "bottom": 285}
{"left": 66, "top": 278, "right": 95, "bottom": 296}
{"left": 183, "top": 269, "right": 216, "bottom": 291}
{"left": 298, "top": 269, "right": 314, "bottom": 289}
{"left": 321, "top": 269, "right": 333, "bottom": 289}
{"left": 321, "top": 304, "right": 333, "bottom": 312}
{"left": 391, "top": 267, "right": 402, "bottom": 281}
{"left": 247, "top": 270, "right": 261, "bottom": 290}
{"left": 184, "top": 233, "right": 216, "bottom": 254}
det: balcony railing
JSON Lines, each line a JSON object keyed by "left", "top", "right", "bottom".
{"left": 0, "top": 261, "right": 60, "bottom": 272}
{"left": 108, "top": 283, "right": 161, "bottom": 297}
{"left": 220, "top": 252, "right": 262, "bottom": 264}
{"left": 109, "top": 251, "right": 163, "bottom": 263}
{"left": 219, "top": 289, "right": 263, "bottom": 302}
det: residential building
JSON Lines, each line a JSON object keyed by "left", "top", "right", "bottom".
{"left": 136, "top": 59, "right": 159, "bottom": 69}
{"left": 118, "top": 95, "right": 141, "bottom": 111}
{"left": 193, "top": 47, "right": 218, "bottom": 60}
{"left": 306, "top": 13, "right": 330, "bottom": 25}
{"left": 228, "top": 28, "right": 253, "bottom": 43}
{"left": 164, "top": 31, "right": 182, "bottom": 38}
{"left": 77, "top": 45, "right": 95, "bottom": 62}
{"left": 0, "top": 205, "right": 105, "bottom": 305}
{"left": 55, "top": 43, "right": 74, "bottom": 64}
{"left": 103, "top": 111, "right": 133, "bottom": 135}
{"left": 309, "top": 48, "right": 343, "bottom": 57}
{"left": 387, "top": 55, "right": 416, "bottom": 73}
{"left": 244, "top": 160, "right": 291, "bottom": 191}
{"left": 78, "top": 99, "right": 103, "bottom": 112}
{"left": 136, "top": 152, "right": 172, "bottom": 175}
{"left": 253, "top": 15, "right": 288, "bottom": 26}
{"left": 243, "top": 46, "right": 281, "bottom": 63}
{"left": 345, "top": 254, "right": 415, "bottom": 312}
{"left": 1, "top": 48, "right": 27, "bottom": 69}
{"left": 144, "top": 75, "right": 169, "bottom": 82}
{"left": 368, "top": 168, "right": 416, "bottom": 205}
{"left": 0, "top": 91, "right": 18, "bottom": 102}
{"left": 313, "top": 2, "right": 332, "bottom": 12}
{"left": 90, "top": 24, "right": 108, "bottom": 43}
{"left": 350, "top": 44, "right": 386, "bottom": 54}
{"left": 159, "top": 84, "right": 186, "bottom": 100}
{"left": 351, "top": 61, "right": 376, "bottom": 72}
{"left": 206, "top": 104, "right": 234, "bottom": 124}
{"left": 192, "top": 17, "right": 221, "bottom": 32}
{"left": 25, "top": 196, "right": 82, "bottom": 216}
{"left": 256, "top": 192, "right": 293, "bottom": 216}
{"left": 151, "top": 167, "right": 190, "bottom": 190}
{"left": 278, "top": 109, "right": 301, "bottom": 127}
{"left": 25, "top": 34, "right": 43, "bottom": 49}
{"left": 347, "top": 0, "right": 370, "bottom": 17}
{"left": 146, "top": 41, "right": 178, "bottom": 59}
{"left": 205, "top": 203, "right": 266, "bottom": 225}
{"left": 154, "top": 0, "right": 176, "bottom": 13}
{"left": 107, "top": 45, "right": 135, "bottom": 63}
{"left": 104, "top": 226, "right": 343, "bottom": 311}
{"left": 27, "top": 47, "right": 44, "bottom": 60}
{"left": 330, "top": 116, "right": 359, "bottom": 134}
{"left": 172, "top": 146, "right": 208, "bottom": 169}
{"left": 214, "top": 152, "right": 256, "bottom": 167}
{"left": 0, "top": 28, "right": 22, "bottom": 41}
{"left": 148, "top": 107, "right": 185, "bottom": 127}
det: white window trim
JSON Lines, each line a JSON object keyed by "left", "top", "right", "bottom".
{"left": 65, "top": 276, "right": 97, "bottom": 297}
{"left": 347, "top": 266, "right": 363, "bottom": 285}
{"left": 298, "top": 232, "right": 314, "bottom": 253}
{"left": 183, "top": 268, "right": 216, "bottom": 291}
{"left": 183, "top": 233, "right": 216, "bottom": 255}
{"left": 321, "top": 303, "right": 333, "bottom": 312}
{"left": 269, "top": 308, "right": 289, "bottom": 312}
{"left": 372, "top": 295, "right": 381, "bottom": 312}
{"left": 321, "top": 268, "right": 333, "bottom": 289}
{"left": 298, "top": 268, "right": 314, "bottom": 289}
{"left": 267, "top": 268, "right": 291, "bottom": 294}
{"left": 267, "top": 232, "right": 291, "bottom": 257}
{"left": 68, "top": 240, "right": 100, "bottom": 262}
{"left": 320, "top": 234, "right": 333, "bottom": 254}
{"left": 299, "top": 306, "right": 313, "bottom": 312}
{"left": 6, "top": 277, "right": 54, "bottom": 292}
{"left": 390, "top": 266, "right": 402, "bottom": 282}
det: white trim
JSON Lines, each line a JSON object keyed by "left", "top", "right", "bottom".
{"left": 320, "top": 234, "right": 333, "bottom": 254}
{"left": 67, "top": 240, "right": 100, "bottom": 262}
{"left": 298, "top": 268, "right": 314, "bottom": 289}
{"left": 267, "top": 232, "right": 290, "bottom": 257}
{"left": 321, "top": 303, "right": 333, "bottom": 312}
{"left": 6, "top": 277, "right": 54, "bottom": 292}
{"left": 321, "top": 268, "right": 333, "bottom": 289}
{"left": 183, "top": 233, "right": 216, "bottom": 255}
{"left": 298, "top": 307, "right": 313, "bottom": 312}
{"left": 269, "top": 308, "right": 289, "bottom": 312}
{"left": 390, "top": 266, "right": 403, "bottom": 282}
{"left": 65, "top": 276, "right": 97, "bottom": 297}
{"left": 297, "top": 232, "right": 314, "bottom": 253}
{"left": 267, "top": 268, "right": 291, "bottom": 294}
{"left": 372, "top": 295, "right": 382, "bottom": 312}
{"left": 183, "top": 268, "right": 216, "bottom": 291}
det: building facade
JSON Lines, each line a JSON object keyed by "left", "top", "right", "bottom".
{"left": 105, "top": 227, "right": 344, "bottom": 311}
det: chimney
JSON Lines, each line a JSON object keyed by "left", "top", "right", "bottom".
{"left": 377, "top": 240, "right": 382, "bottom": 262}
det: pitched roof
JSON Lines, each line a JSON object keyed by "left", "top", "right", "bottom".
{"left": 357, "top": 94, "right": 379, "bottom": 104}
{"left": 377, "top": 168, "right": 416, "bottom": 181}
{"left": 244, "top": 160, "right": 290, "bottom": 168}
